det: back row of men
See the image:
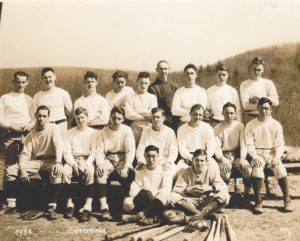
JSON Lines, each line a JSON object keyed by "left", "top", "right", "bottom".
{"left": 0, "top": 57, "right": 291, "bottom": 222}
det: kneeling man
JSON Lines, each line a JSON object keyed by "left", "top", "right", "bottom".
{"left": 122, "top": 145, "right": 173, "bottom": 223}
{"left": 62, "top": 107, "right": 97, "bottom": 221}
{"left": 170, "top": 149, "right": 230, "bottom": 220}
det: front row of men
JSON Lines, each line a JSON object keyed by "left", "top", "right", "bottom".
{"left": 0, "top": 97, "right": 292, "bottom": 223}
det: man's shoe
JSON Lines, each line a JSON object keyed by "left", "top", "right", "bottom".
{"left": 283, "top": 201, "right": 293, "bottom": 213}
{"left": 253, "top": 204, "right": 264, "bottom": 214}
{"left": 64, "top": 207, "right": 74, "bottom": 219}
{"left": 79, "top": 210, "right": 91, "bottom": 222}
{"left": 0, "top": 206, "right": 16, "bottom": 215}
{"left": 101, "top": 209, "right": 112, "bottom": 221}
{"left": 47, "top": 207, "right": 59, "bottom": 220}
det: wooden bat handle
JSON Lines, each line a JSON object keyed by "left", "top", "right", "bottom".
{"left": 149, "top": 226, "right": 185, "bottom": 241}
{"left": 224, "top": 214, "right": 237, "bottom": 241}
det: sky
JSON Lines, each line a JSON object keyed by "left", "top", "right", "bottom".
{"left": 1, "top": 0, "right": 300, "bottom": 71}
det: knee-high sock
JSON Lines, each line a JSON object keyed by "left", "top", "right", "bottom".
{"left": 278, "top": 177, "right": 290, "bottom": 203}
{"left": 252, "top": 177, "right": 263, "bottom": 204}
{"left": 194, "top": 199, "right": 224, "bottom": 219}
{"left": 243, "top": 178, "right": 252, "bottom": 195}
{"left": 47, "top": 184, "right": 62, "bottom": 205}
{"left": 143, "top": 198, "right": 164, "bottom": 218}
{"left": 133, "top": 190, "right": 154, "bottom": 213}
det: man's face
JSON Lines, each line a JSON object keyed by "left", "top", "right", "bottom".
{"left": 13, "top": 75, "right": 28, "bottom": 93}
{"left": 258, "top": 102, "right": 272, "bottom": 119}
{"left": 36, "top": 109, "right": 49, "bottom": 127}
{"left": 152, "top": 111, "right": 165, "bottom": 129}
{"left": 137, "top": 77, "right": 150, "bottom": 93}
{"left": 84, "top": 77, "right": 98, "bottom": 92}
{"left": 184, "top": 68, "right": 197, "bottom": 87}
{"left": 190, "top": 108, "right": 204, "bottom": 124}
{"left": 109, "top": 112, "right": 124, "bottom": 130}
{"left": 42, "top": 71, "right": 56, "bottom": 90}
{"left": 75, "top": 113, "right": 88, "bottom": 128}
{"left": 216, "top": 70, "right": 228, "bottom": 84}
{"left": 145, "top": 150, "right": 160, "bottom": 170}
{"left": 193, "top": 154, "right": 208, "bottom": 173}
{"left": 113, "top": 77, "right": 127, "bottom": 92}
{"left": 156, "top": 62, "right": 169, "bottom": 82}
{"left": 251, "top": 64, "right": 264, "bottom": 80}
{"left": 223, "top": 106, "right": 236, "bottom": 122}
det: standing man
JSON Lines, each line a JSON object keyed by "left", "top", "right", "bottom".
{"left": 207, "top": 63, "right": 241, "bottom": 127}
{"left": 62, "top": 107, "right": 97, "bottom": 221}
{"left": 245, "top": 98, "right": 292, "bottom": 214}
{"left": 136, "top": 107, "right": 178, "bottom": 176}
{"left": 95, "top": 107, "right": 136, "bottom": 220}
{"left": 172, "top": 64, "right": 207, "bottom": 127}
{"left": 0, "top": 71, "right": 34, "bottom": 214}
{"left": 74, "top": 71, "right": 110, "bottom": 130}
{"left": 105, "top": 70, "right": 134, "bottom": 109}
{"left": 125, "top": 72, "right": 157, "bottom": 145}
{"left": 33, "top": 67, "right": 72, "bottom": 133}
{"left": 122, "top": 145, "right": 173, "bottom": 224}
{"left": 148, "top": 60, "right": 178, "bottom": 130}
{"left": 240, "top": 57, "right": 279, "bottom": 197}
{"left": 214, "top": 102, "right": 252, "bottom": 197}
{"left": 1, "top": 105, "right": 64, "bottom": 219}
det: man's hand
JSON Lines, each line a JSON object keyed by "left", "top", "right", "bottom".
{"left": 163, "top": 161, "right": 172, "bottom": 171}
{"left": 20, "top": 169, "right": 30, "bottom": 183}
{"left": 72, "top": 162, "right": 80, "bottom": 176}
{"left": 249, "top": 96, "right": 259, "bottom": 104}
{"left": 119, "top": 166, "right": 129, "bottom": 178}
{"left": 252, "top": 156, "right": 265, "bottom": 168}
{"left": 220, "top": 157, "right": 232, "bottom": 174}
{"left": 96, "top": 164, "right": 104, "bottom": 178}
{"left": 185, "top": 185, "right": 202, "bottom": 197}
{"left": 198, "top": 184, "right": 213, "bottom": 193}
{"left": 135, "top": 162, "right": 145, "bottom": 171}
{"left": 53, "top": 163, "right": 63, "bottom": 176}
{"left": 271, "top": 157, "right": 281, "bottom": 168}
{"left": 141, "top": 113, "right": 152, "bottom": 120}
{"left": 239, "top": 158, "right": 251, "bottom": 171}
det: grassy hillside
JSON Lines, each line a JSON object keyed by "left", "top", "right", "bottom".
{"left": 0, "top": 42, "right": 299, "bottom": 145}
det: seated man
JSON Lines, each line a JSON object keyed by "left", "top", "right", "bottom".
{"left": 122, "top": 145, "right": 173, "bottom": 223}
{"left": 95, "top": 107, "right": 136, "bottom": 220}
{"left": 124, "top": 71, "right": 157, "bottom": 145}
{"left": 169, "top": 149, "right": 230, "bottom": 221}
{"left": 177, "top": 104, "right": 217, "bottom": 176}
{"left": 214, "top": 102, "right": 252, "bottom": 197}
{"left": 245, "top": 97, "right": 292, "bottom": 214}
{"left": 62, "top": 107, "right": 97, "bottom": 221}
{"left": 2, "top": 105, "right": 64, "bottom": 220}
{"left": 74, "top": 71, "right": 110, "bottom": 129}
{"left": 136, "top": 107, "right": 178, "bottom": 176}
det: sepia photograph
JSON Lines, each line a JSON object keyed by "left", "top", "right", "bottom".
{"left": 0, "top": 0, "right": 300, "bottom": 240}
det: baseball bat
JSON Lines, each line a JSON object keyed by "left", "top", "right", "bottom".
{"left": 205, "top": 220, "right": 217, "bottom": 241}
{"left": 131, "top": 225, "right": 176, "bottom": 241}
{"left": 220, "top": 216, "right": 227, "bottom": 241}
{"left": 149, "top": 226, "right": 185, "bottom": 241}
{"left": 224, "top": 214, "right": 237, "bottom": 241}
{"left": 105, "top": 223, "right": 160, "bottom": 241}
{"left": 213, "top": 216, "right": 222, "bottom": 241}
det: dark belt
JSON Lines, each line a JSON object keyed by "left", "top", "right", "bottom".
{"left": 89, "top": 124, "right": 105, "bottom": 130}
{"left": 211, "top": 118, "right": 222, "bottom": 123}
{"left": 51, "top": 119, "right": 66, "bottom": 125}
{"left": 244, "top": 111, "right": 258, "bottom": 117}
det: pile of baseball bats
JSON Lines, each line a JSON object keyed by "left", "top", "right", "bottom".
{"left": 205, "top": 214, "right": 236, "bottom": 241}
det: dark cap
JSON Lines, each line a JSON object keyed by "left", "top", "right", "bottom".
{"left": 251, "top": 56, "right": 264, "bottom": 66}
{"left": 216, "top": 63, "right": 228, "bottom": 72}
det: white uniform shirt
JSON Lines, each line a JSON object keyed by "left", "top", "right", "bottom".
{"left": 136, "top": 125, "right": 178, "bottom": 165}
{"left": 105, "top": 86, "right": 134, "bottom": 109}
{"left": 63, "top": 126, "right": 97, "bottom": 166}
{"left": 96, "top": 124, "right": 135, "bottom": 168}
{"left": 207, "top": 84, "right": 241, "bottom": 121}
{"left": 172, "top": 85, "right": 207, "bottom": 122}
{"left": 74, "top": 94, "right": 110, "bottom": 126}
{"left": 245, "top": 117, "right": 284, "bottom": 160}
{"left": 214, "top": 120, "right": 247, "bottom": 159}
{"left": 240, "top": 78, "right": 279, "bottom": 112}
{"left": 33, "top": 87, "right": 72, "bottom": 122}
{"left": 124, "top": 92, "right": 157, "bottom": 124}
{"left": 0, "top": 92, "right": 33, "bottom": 126}
{"left": 177, "top": 122, "right": 216, "bottom": 160}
